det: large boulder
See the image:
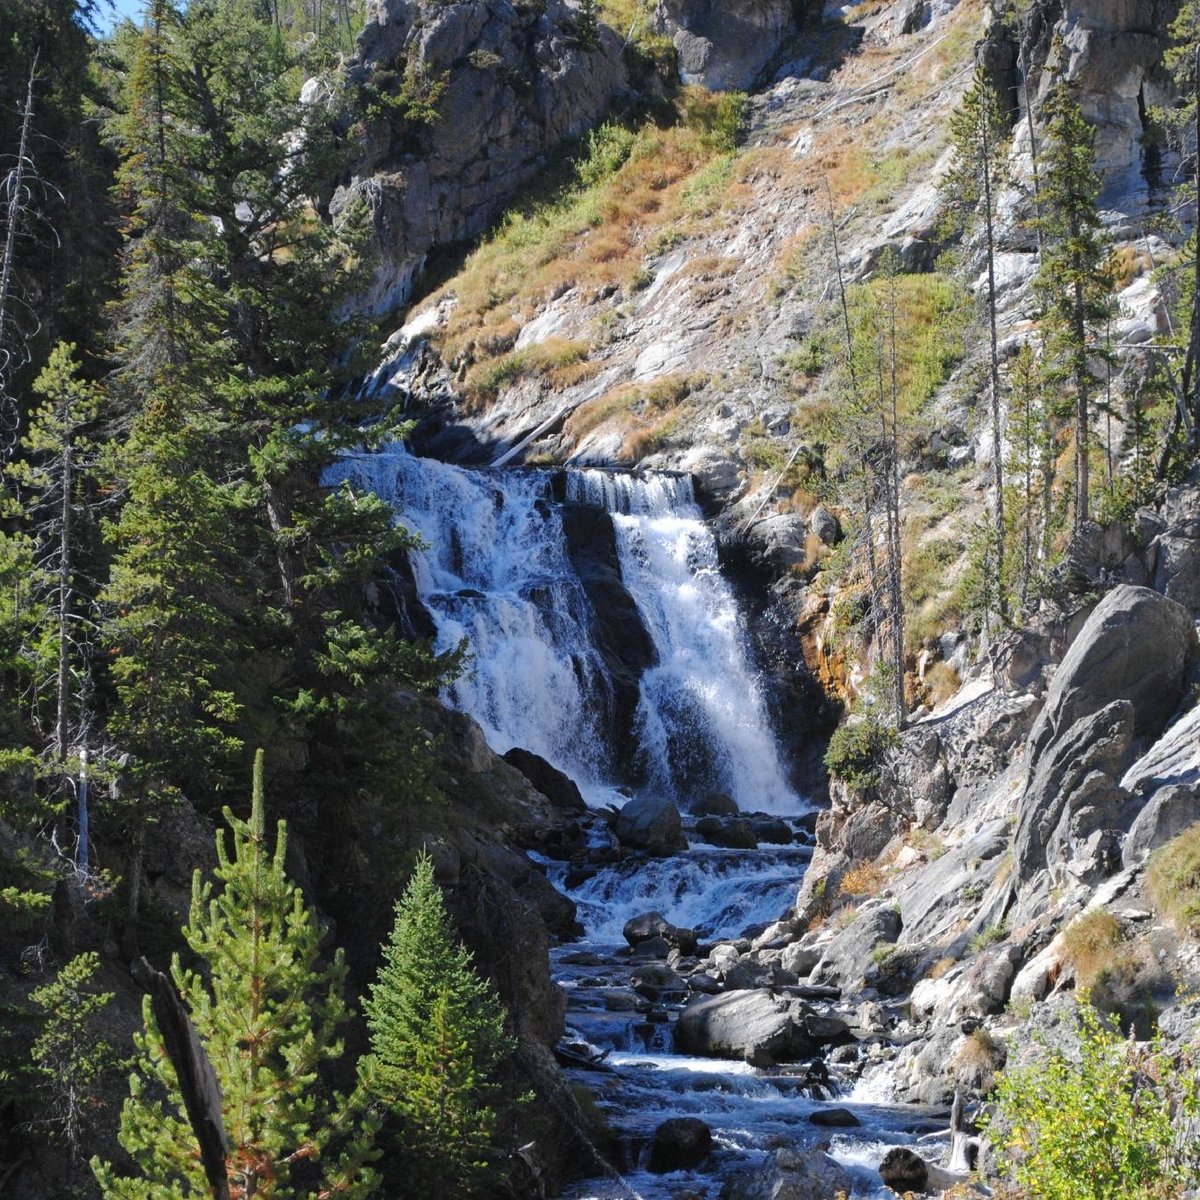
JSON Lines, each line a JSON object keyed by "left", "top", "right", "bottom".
{"left": 1121, "top": 703, "right": 1200, "bottom": 799}
{"left": 502, "top": 748, "right": 587, "bottom": 813}
{"left": 1122, "top": 785, "right": 1198, "bottom": 868}
{"left": 720, "top": 1147, "right": 853, "bottom": 1200}
{"left": 653, "top": 0, "right": 800, "bottom": 91}
{"left": 1027, "top": 586, "right": 1196, "bottom": 768}
{"left": 1153, "top": 480, "right": 1200, "bottom": 612}
{"left": 615, "top": 793, "right": 687, "bottom": 855}
{"left": 674, "top": 990, "right": 812, "bottom": 1063}
{"left": 647, "top": 1117, "right": 713, "bottom": 1173}
{"left": 623, "top": 910, "right": 698, "bottom": 954}
{"left": 809, "top": 905, "right": 901, "bottom": 988}
{"left": 1014, "top": 701, "right": 1136, "bottom": 893}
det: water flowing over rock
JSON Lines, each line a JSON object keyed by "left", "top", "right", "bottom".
{"left": 327, "top": 450, "right": 803, "bottom": 814}
{"left": 615, "top": 793, "right": 687, "bottom": 854}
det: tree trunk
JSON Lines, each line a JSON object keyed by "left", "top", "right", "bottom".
{"left": 1073, "top": 276, "right": 1090, "bottom": 528}
{"left": 982, "top": 110, "right": 1006, "bottom": 621}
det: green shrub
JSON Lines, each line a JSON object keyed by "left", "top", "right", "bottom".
{"left": 823, "top": 715, "right": 898, "bottom": 791}
{"left": 986, "top": 1002, "right": 1200, "bottom": 1199}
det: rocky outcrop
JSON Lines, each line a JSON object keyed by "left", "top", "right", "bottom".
{"left": 340, "top": 0, "right": 628, "bottom": 312}
{"left": 653, "top": 0, "right": 803, "bottom": 91}
{"left": 809, "top": 905, "right": 901, "bottom": 989}
{"left": 502, "top": 746, "right": 588, "bottom": 813}
{"left": 1152, "top": 479, "right": 1200, "bottom": 612}
{"left": 1026, "top": 585, "right": 1197, "bottom": 768}
{"left": 674, "top": 989, "right": 817, "bottom": 1063}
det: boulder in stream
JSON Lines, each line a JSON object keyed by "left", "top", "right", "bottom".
{"left": 647, "top": 1116, "right": 714, "bottom": 1172}
{"left": 615, "top": 793, "right": 687, "bottom": 855}
{"left": 720, "top": 1146, "right": 853, "bottom": 1200}
{"left": 674, "top": 989, "right": 812, "bottom": 1063}
{"left": 623, "top": 910, "right": 698, "bottom": 954}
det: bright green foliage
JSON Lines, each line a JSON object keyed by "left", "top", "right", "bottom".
{"left": 823, "top": 713, "right": 899, "bottom": 793}
{"left": 94, "top": 750, "right": 378, "bottom": 1199}
{"left": 30, "top": 952, "right": 124, "bottom": 1163}
{"left": 362, "top": 853, "right": 515, "bottom": 1198}
{"left": 987, "top": 1002, "right": 1200, "bottom": 1199}
{"left": 1033, "top": 75, "right": 1113, "bottom": 530}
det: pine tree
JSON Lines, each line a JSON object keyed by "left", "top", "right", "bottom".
{"left": 1034, "top": 75, "right": 1112, "bottom": 530}
{"left": 362, "top": 854, "right": 515, "bottom": 1198}
{"left": 93, "top": 750, "right": 379, "bottom": 1199}
{"left": 944, "top": 67, "right": 1011, "bottom": 619}
{"left": 30, "top": 952, "right": 124, "bottom": 1165}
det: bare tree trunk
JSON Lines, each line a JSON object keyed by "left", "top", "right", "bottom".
{"left": 1073, "top": 275, "right": 1090, "bottom": 528}
{"left": 0, "top": 52, "right": 38, "bottom": 459}
{"left": 57, "top": 427, "right": 73, "bottom": 765}
{"left": 885, "top": 283, "right": 905, "bottom": 729}
{"left": 982, "top": 108, "right": 1007, "bottom": 621}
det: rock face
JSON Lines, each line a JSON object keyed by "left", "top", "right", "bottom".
{"left": 1153, "top": 481, "right": 1200, "bottom": 611}
{"left": 653, "top": 0, "right": 802, "bottom": 90}
{"left": 615, "top": 793, "right": 687, "bottom": 854}
{"left": 1026, "top": 585, "right": 1197, "bottom": 768}
{"left": 502, "top": 747, "right": 587, "bottom": 813}
{"left": 809, "top": 905, "right": 901, "bottom": 988}
{"left": 341, "top": 0, "right": 627, "bottom": 312}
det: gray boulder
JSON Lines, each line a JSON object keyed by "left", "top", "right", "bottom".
{"left": 1014, "top": 702, "right": 1136, "bottom": 888}
{"left": 809, "top": 504, "right": 842, "bottom": 546}
{"left": 616, "top": 794, "right": 687, "bottom": 855}
{"left": 720, "top": 1147, "right": 853, "bottom": 1200}
{"left": 1122, "top": 703, "right": 1200, "bottom": 798}
{"left": 693, "top": 791, "right": 740, "bottom": 816}
{"left": 623, "top": 911, "right": 698, "bottom": 954}
{"left": 674, "top": 990, "right": 812, "bottom": 1063}
{"left": 654, "top": 0, "right": 800, "bottom": 91}
{"left": 1123, "top": 785, "right": 1199, "bottom": 867}
{"left": 809, "top": 905, "right": 901, "bottom": 988}
{"left": 1027, "top": 585, "right": 1197, "bottom": 769}
{"left": 1153, "top": 481, "right": 1200, "bottom": 612}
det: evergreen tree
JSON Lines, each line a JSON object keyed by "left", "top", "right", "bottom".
{"left": 93, "top": 749, "right": 379, "bottom": 1199}
{"left": 1033, "top": 76, "right": 1112, "bottom": 530}
{"left": 29, "top": 951, "right": 124, "bottom": 1165}
{"left": 944, "top": 67, "right": 1011, "bottom": 619}
{"left": 362, "top": 853, "right": 515, "bottom": 1198}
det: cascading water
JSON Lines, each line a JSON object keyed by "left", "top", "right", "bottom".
{"left": 327, "top": 446, "right": 801, "bottom": 814}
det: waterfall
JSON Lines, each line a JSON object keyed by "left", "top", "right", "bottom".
{"left": 327, "top": 447, "right": 803, "bottom": 815}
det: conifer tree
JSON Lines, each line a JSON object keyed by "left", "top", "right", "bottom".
{"left": 1033, "top": 76, "right": 1112, "bottom": 530}
{"left": 362, "top": 853, "right": 514, "bottom": 1199}
{"left": 93, "top": 750, "right": 379, "bottom": 1200}
{"left": 944, "top": 67, "right": 1011, "bottom": 618}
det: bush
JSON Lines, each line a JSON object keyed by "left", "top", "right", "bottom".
{"left": 986, "top": 1002, "right": 1200, "bottom": 1200}
{"left": 823, "top": 716, "right": 898, "bottom": 791}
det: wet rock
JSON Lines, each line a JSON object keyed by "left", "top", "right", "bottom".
{"left": 693, "top": 791, "right": 740, "bottom": 816}
{"left": 809, "top": 906, "right": 902, "bottom": 989}
{"left": 631, "top": 935, "right": 673, "bottom": 959}
{"left": 752, "top": 817, "right": 794, "bottom": 845}
{"left": 720, "top": 1146, "right": 853, "bottom": 1200}
{"left": 689, "top": 971, "right": 722, "bottom": 994}
{"left": 808, "top": 1106, "right": 860, "bottom": 1127}
{"left": 647, "top": 1117, "right": 714, "bottom": 1173}
{"left": 623, "top": 911, "right": 699, "bottom": 954}
{"left": 501, "top": 748, "right": 587, "bottom": 813}
{"left": 1027, "top": 585, "right": 1197, "bottom": 768}
{"left": 616, "top": 794, "right": 687, "bottom": 855}
{"left": 674, "top": 990, "right": 812, "bottom": 1063}
{"left": 879, "top": 1147, "right": 929, "bottom": 1194}
{"left": 696, "top": 815, "right": 759, "bottom": 849}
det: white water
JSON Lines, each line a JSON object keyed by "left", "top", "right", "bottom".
{"left": 568, "top": 471, "right": 798, "bottom": 813}
{"left": 327, "top": 448, "right": 802, "bottom": 813}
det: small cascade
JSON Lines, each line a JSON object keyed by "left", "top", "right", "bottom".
{"left": 327, "top": 447, "right": 803, "bottom": 813}
{"left": 544, "top": 844, "right": 812, "bottom": 944}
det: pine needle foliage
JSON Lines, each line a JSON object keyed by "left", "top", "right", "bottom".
{"left": 362, "top": 853, "right": 515, "bottom": 1198}
{"left": 93, "top": 750, "right": 379, "bottom": 1199}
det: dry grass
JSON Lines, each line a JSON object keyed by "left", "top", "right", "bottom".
{"left": 565, "top": 372, "right": 708, "bottom": 448}
{"left": 953, "top": 1027, "right": 1006, "bottom": 1093}
{"left": 1147, "top": 823, "right": 1200, "bottom": 936}
{"left": 840, "top": 860, "right": 886, "bottom": 897}
{"left": 462, "top": 337, "right": 594, "bottom": 402}
{"left": 922, "top": 661, "right": 961, "bottom": 708}
{"left": 1060, "top": 910, "right": 1124, "bottom": 987}
{"left": 1109, "top": 244, "right": 1153, "bottom": 290}
{"left": 926, "top": 955, "right": 957, "bottom": 980}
